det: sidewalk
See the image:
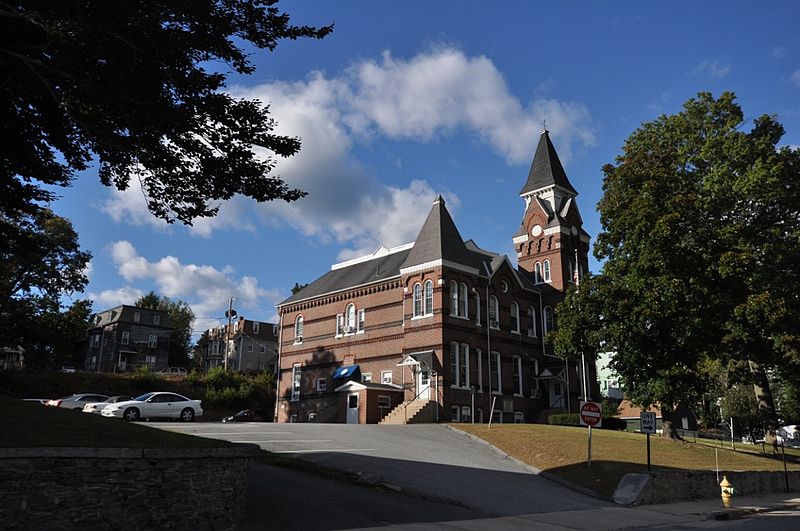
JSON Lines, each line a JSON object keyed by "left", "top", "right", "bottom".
{"left": 351, "top": 493, "right": 800, "bottom": 530}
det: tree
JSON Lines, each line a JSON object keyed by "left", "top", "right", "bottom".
{"left": 22, "top": 299, "right": 93, "bottom": 369}
{"left": 1, "top": 1, "right": 332, "bottom": 223}
{"left": 582, "top": 92, "right": 800, "bottom": 443}
{"left": 135, "top": 291, "right": 195, "bottom": 368}
{"left": 0, "top": 207, "right": 92, "bottom": 349}
{"left": 291, "top": 282, "right": 309, "bottom": 295}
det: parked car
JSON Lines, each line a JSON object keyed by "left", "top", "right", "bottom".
{"left": 45, "top": 394, "right": 109, "bottom": 410}
{"left": 101, "top": 392, "right": 203, "bottom": 422}
{"left": 82, "top": 395, "right": 134, "bottom": 414}
{"left": 222, "top": 409, "right": 270, "bottom": 423}
{"left": 59, "top": 366, "right": 77, "bottom": 373}
{"left": 157, "top": 367, "right": 187, "bottom": 376}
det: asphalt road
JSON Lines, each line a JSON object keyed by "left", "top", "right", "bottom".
{"left": 153, "top": 422, "right": 610, "bottom": 516}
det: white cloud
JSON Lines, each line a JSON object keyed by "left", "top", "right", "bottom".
{"left": 89, "top": 286, "right": 145, "bottom": 308}
{"left": 692, "top": 60, "right": 731, "bottom": 79}
{"left": 231, "top": 47, "right": 594, "bottom": 253}
{"left": 103, "top": 241, "right": 283, "bottom": 325}
{"left": 103, "top": 47, "right": 595, "bottom": 253}
{"left": 791, "top": 69, "right": 800, "bottom": 88}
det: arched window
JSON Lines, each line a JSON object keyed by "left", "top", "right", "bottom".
{"left": 475, "top": 291, "right": 481, "bottom": 325}
{"left": 489, "top": 295, "right": 499, "bottom": 328}
{"left": 510, "top": 301, "right": 520, "bottom": 333}
{"left": 543, "top": 306, "right": 554, "bottom": 334}
{"left": 424, "top": 280, "right": 433, "bottom": 315}
{"left": 534, "top": 262, "right": 542, "bottom": 283}
{"left": 527, "top": 306, "right": 536, "bottom": 337}
{"left": 413, "top": 283, "right": 422, "bottom": 317}
{"left": 294, "top": 315, "right": 304, "bottom": 340}
{"left": 543, "top": 260, "right": 551, "bottom": 282}
{"left": 345, "top": 303, "right": 356, "bottom": 331}
{"left": 450, "top": 280, "right": 459, "bottom": 316}
{"left": 459, "top": 283, "right": 468, "bottom": 317}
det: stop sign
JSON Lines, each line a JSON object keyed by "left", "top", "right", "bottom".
{"left": 580, "top": 401, "right": 602, "bottom": 427}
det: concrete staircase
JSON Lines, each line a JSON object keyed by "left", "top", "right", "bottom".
{"left": 379, "top": 399, "right": 434, "bottom": 424}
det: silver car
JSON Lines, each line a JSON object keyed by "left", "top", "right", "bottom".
{"left": 82, "top": 395, "right": 134, "bottom": 414}
{"left": 45, "top": 394, "right": 109, "bottom": 410}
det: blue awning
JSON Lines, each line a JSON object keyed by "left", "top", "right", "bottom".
{"left": 332, "top": 364, "right": 360, "bottom": 379}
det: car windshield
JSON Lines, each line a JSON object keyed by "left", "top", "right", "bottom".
{"left": 134, "top": 393, "right": 155, "bottom": 401}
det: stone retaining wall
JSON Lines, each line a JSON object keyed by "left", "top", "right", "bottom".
{"left": 621, "top": 469, "right": 800, "bottom": 505}
{"left": 0, "top": 445, "right": 259, "bottom": 531}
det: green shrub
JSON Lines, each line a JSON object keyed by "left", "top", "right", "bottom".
{"left": 548, "top": 413, "right": 581, "bottom": 426}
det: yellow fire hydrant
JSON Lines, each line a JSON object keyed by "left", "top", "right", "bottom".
{"left": 720, "top": 476, "right": 735, "bottom": 508}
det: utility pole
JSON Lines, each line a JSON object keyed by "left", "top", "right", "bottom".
{"left": 224, "top": 297, "right": 236, "bottom": 371}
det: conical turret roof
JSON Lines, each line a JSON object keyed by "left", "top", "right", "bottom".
{"left": 399, "top": 195, "right": 478, "bottom": 269}
{"left": 519, "top": 129, "right": 577, "bottom": 196}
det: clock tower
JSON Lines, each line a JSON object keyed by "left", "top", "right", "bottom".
{"left": 513, "top": 129, "right": 590, "bottom": 298}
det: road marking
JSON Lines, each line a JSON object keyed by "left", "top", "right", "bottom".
{"left": 272, "top": 448, "right": 378, "bottom": 454}
{"left": 232, "top": 439, "right": 332, "bottom": 443}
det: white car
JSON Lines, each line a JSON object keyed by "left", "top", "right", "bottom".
{"left": 45, "top": 393, "right": 109, "bottom": 410}
{"left": 82, "top": 395, "right": 134, "bottom": 414}
{"left": 101, "top": 392, "right": 203, "bottom": 422}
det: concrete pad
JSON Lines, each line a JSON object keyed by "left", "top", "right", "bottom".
{"left": 612, "top": 473, "right": 652, "bottom": 505}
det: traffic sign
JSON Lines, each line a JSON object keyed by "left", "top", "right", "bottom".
{"left": 640, "top": 411, "right": 656, "bottom": 434}
{"left": 579, "top": 401, "right": 602, "bottom": 427}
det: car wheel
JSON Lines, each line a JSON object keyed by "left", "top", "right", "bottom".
{"left": 180, "top": 408, "right": 195, "bottom": 422}
{"left": 123, "top": 407, "right": 140, "bottom": 422}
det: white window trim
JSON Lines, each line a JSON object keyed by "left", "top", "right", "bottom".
{"left": 361, "top": 372, "right": 372, "bottom": 383}
{"left": 475, "top": 292, "right": 481, "bottom": 327}
{"left": 450, "top": 280, "right": 459, "bottom": 317}
{"left": 477, "top": 348, "right": 483, "bottom": 393}
{"left": 413, "top": 282, "right": 423, "bottom": 318}
{"left": 527, "top": 306, "right": 537, "bottom": 337}
{"left": 253, "top": 322, "right": 260, "bottom": 334}
{"left": 344, "top": 304, "right": 356, "bottom": 334}
{"left": 291, "top": 364, "right": 301, "bottom": 401}
{"left": 512, "top": 355, "right": 523, "bottom": 397}
{"left": 294, "top": 315, "right": 304, "bottom": 343}
{"left": 153, "top": 315, "right": 160, "bottom": 325}
{"left": 510, "top": 301, "right": 520, "bottom": 334}
{"left": 491, "top": 351, "right": 502, "bottom": 395}
{"left": 451, "top": 405, "right": 460, "bottom": 422}
{"left": 459, "top": 282, "right": 469, "bottom": 318}
{"left": 381, "top": 370, "right": 392, "bottom": 384}
{"left": 357, "top": 308, "right": 366, "bottom": 333}
{"left": 316, "top": 377, "right": 327, "bottom": 392}
{"left": 424, "top": 280, "right": 434, "bottom": 316}
{"left": 543, "top": 259, "right": 552, "bottom": 283}
{"left": 489, "top": 296, "right": 500, "bottom": 329}
{"left": 148, "top": 334, "right": 157, "bottom": 348}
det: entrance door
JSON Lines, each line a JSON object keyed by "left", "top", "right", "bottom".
{"left": 417, "top": 368, "right": 431, "bottom": 400}
{"left": 118, "top": 353, "right": 127, "bottom": 371}
{"left": 346, "top": 393, "right": 359, "bottom": 424}
{"left": 549, "top": 381, "right": 565, "bottom": 409}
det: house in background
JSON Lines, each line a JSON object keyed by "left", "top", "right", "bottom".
{"left": 0, "top": 346, "right": 24, "bottom": 370}
{"left": 85, "top": 305, "right": 171, "bottom": 372}
{"left": 276, "top": 130, "right": 599, "bottom": 424}
{"left": 196, "top": 318, "right": 278, "bottom": 372}
{"left": 596, "top": 351, "right": 624, "bottom": 400}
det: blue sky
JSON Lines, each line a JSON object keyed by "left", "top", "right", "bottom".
{"left": 52, "top": 1, "right": 800, "bottom": 339}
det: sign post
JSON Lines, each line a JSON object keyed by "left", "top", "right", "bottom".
{"left": 640, "top": 411, "right": 656, "bottom": 471}
{"left": 580, "top": 401, "right": 602, "bottom": 467}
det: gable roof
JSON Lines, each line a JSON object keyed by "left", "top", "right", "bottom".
{"left": 519, "top": 130, "right": 578, "bottom": 196}
{"left": 399, "top": 195, "right": 483, "bottom": 270}
{"left": 278, "top": 247, "right": 411, "bottom": 306}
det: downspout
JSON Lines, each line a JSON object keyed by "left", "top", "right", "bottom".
{"left": 274, "top": 310, "right": 284, "bottom": 422}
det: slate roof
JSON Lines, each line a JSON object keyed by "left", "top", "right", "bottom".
{"left": 279, "top": 196, "right": 540, "bottom": 306}
{"left": 399, "top": 195, "right": 484, "bottom": 271}
{"left": 279, "top": 248, "right": 411, "bottom": 305}
{"left": 519, "top": 130, "right": 578, "bottom": 196}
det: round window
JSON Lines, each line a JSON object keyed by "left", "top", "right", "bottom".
{"left": 500, "top": 280, "right": 509, "bottom": 293}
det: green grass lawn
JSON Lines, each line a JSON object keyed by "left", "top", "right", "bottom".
{"left": 0, "top": 395, "right": 231, "bottom": 448}
{"left": 456, "top": 423, "right": 800, "bottom": 497}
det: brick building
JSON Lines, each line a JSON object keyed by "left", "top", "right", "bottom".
{"left": 275, "top": 130, "right": 598, "bottom": 423}
{"left": 85, "top": 305, "right": 171, "bottom": 372}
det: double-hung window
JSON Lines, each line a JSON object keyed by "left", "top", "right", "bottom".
{"left": 413, "top": 283, "right": 423, "bottom": 317}
{"left": 513, "top": 355, "right": 523, "bottom": 396}
{"left": 291, "top": 364, "right": 301, "bottom": 401}
{"left": 510, "top": 302, "right": 520, "bottom": 333}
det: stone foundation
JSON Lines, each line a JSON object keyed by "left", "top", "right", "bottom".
{"left": 0, "top": 445, "right": 259, "bottom": 531}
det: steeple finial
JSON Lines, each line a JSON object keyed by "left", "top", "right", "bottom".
{"left": 433, "top": 194, "right": 445, "bottom": 206}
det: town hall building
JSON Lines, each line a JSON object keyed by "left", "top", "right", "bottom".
{"left": 275, "top": 130, "right": 598, "bottom": 424}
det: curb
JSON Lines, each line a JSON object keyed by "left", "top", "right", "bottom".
{"left": 708, "top": 501, "right": 800, "bottom": 521}
{"left": 444, "top": 424, "right": 612, "bottom": 502}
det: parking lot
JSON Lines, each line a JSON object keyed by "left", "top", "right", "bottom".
{"left": 149, "top": 422, "right": 610, "bottom": 516}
